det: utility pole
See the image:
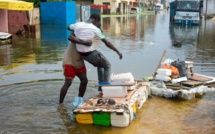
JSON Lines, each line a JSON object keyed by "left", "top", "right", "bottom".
{"left": 80, "top": 0, "right": 83, "bottom": 21}
{"left": 205, "top": 0, "right": 208, "bottom": 20}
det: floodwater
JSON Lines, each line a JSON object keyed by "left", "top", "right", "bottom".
{"left": 0, "top": 11, "right": 215, "bottom": 133}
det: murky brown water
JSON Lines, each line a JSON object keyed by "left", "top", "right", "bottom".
{"left": 0, "top": 12, "right": 215, "bottom": 133}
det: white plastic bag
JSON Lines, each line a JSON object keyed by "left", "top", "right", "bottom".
{"left": 201, "top": 86, "right": 215, "bottom": 94}
{"left": 72, "top": 97, "right": 84, "bottom": 110}
{"left": 161, "top": 58, "right": 175, "bottom": 66}
{"left": 163, "top": 89, "right": 178, "bottom": 98}
{"left": 171, "top": 77, "right": 188, "bottom": 84}
{"left": 177, "top": 90, "right": 195, "bottom": 100}
{"left": 150, "top": 86, "right": 164, "bottom": 97}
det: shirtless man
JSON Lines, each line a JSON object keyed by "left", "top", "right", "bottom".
{"left": 59, "top": 33, "right": 91, "bottom": 103}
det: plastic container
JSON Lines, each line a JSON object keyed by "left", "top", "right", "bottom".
{"left": 93, "top": 113, "right": 111, "bottom": 126}
{"left": 102, "top": 86, "right": 127, "bottom": 98}
{"left": 111, "top": 106, "right": 133, "bottom": 127}
{"left": 155, "top": 74, "right": 171, "bottom": 81}
{"left": 76, "top": 113, "right": 93, "bottom": 124}
{"left": 136, "top": 87, "right": 148, "bottom": 109}
{"left": 132, "top": 103, "right": 137, "bottom": 114}
{"left": 150, "top": 86, "right": 165, "bottom": 96}
{"left": 156, "top": 68, "right": 172, "bottom": 76}
{"left": 110, "top": 72, "right": 134, "bottom": 83}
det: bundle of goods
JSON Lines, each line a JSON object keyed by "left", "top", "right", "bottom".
{"left": 110, "top": 72, "right": 135, "bottom": 84}
{"left": 155, "top": 59, "right": 188, "bottom": 83}
{"left": 150, "top": 58, "right": 215, "bottom": 100}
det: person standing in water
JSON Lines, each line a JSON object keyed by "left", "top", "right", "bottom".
{"left": 68, "top": 14, "right": 123, "bottom": 91}
{"left": 59, "top": 33, "right": 92, "bottom": 103}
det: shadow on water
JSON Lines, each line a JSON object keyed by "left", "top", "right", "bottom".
{"left": 0, "top": 12, "right": 215, "bottom": 133}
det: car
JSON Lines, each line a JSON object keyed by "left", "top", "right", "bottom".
{"left": 148, "top": 8, "right": 154, "bottom": 11}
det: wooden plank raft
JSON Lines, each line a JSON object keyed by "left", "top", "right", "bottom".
{"left": 180, "top": 80, "right": 203, "bottom": 88}
{"left": 178, "top": 73, "right": 214, "bottom": 88}
{"left": 73, "top": 82, "right": 150, "bottom": 114}
{"left": 188, "top": 73, "right": 213, "bottom": 82}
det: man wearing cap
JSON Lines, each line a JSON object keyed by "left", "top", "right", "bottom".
{"left": 68, "top": 14, "right": 123, "bottom": 91}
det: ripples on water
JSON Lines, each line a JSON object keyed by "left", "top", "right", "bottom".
{"left": 0, "top": 81, "right": 214, "bottom": 133}
{"left": 0, "top": 12, "right": 215, "bottom": 133}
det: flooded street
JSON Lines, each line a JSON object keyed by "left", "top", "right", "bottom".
{"left": 0, "top": 11, "right": 215, "bottom": 133}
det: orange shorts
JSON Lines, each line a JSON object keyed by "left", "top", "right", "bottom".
{"left": 63, "top": 64, "right": 86, "bottom": 79}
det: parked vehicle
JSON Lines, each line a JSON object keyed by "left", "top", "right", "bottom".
{"left": 148, "top": 7, "right": 154, "bottom": 11}
{"left": 154, "top": 3, "right": 164, "bottom": 11}
{"left": 130, "top": 7, "right": 139, "bottom": 14}
{"left": 172, "top": 0, "right": 201, "bottom": 25}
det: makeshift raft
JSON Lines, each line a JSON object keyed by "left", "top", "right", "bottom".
{"left": 73, "top": 82, "right": 150, "bottom": 127}
{"left": 150, "top": 59, "right": 215, "bottom": 100}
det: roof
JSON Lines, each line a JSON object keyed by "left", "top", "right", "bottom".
{"left": 169, "top": 0, "right": 176, "bottom": 3}
{"left": 0, "top": 0, "right": 33, "bottom": 11}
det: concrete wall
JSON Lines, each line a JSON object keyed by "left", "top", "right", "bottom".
{"left": 94, "top": 0, "right": 121, "bottom": 14}
{"left": 40, "top": 2, "right": 76, "bottom": 25}
{"left": 8, "top": 10, "right": 28, "bottom": 26}
{"left": 29, "top": 8, "right": 40, "bottom": 25}
{"left": 203, "top": 0, "right": 215, "bottom": 16}
{"left": 0, "top": 9, "right": 39, "bottom": 33}
{"left": 0, "top": 9, "right": 8, "bottom": 33}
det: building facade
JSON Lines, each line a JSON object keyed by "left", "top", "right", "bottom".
{"left": 93, "top": 0, "right": 149, "bottom": 14}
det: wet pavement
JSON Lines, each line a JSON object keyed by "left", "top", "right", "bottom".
{"left": 0, "top": 11, "right": 215, "bottom": 133}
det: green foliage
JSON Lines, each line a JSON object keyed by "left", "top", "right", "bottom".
{"left": 24, "top": 0, "right": 76, "bottom": 7}
{"left": 24, "top": 0, "right": 40, "bottom": 7}
{"left": 46, "top": 0, "right": 76, "bottom": 2}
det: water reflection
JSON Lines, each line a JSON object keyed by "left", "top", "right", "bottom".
{"left": 0, "top": 44, "right": 11, "bottom": 66}
{"left": 169, "top": 25, "right": 200, "bottom": 45}
{"left": 1, "top": 13, "right": 215, "bottom": 86}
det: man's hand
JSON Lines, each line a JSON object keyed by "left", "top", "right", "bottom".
{"left": 68, "top": 34, "right": 92, "bottom": 46}
{"left": 117, "top": 51, "right": 123, "bottom": 59}
{"left": 101, "top": 39, "right": 123, "bottom": 59}
{"left": 82, "top": 40, "right": 92, "bottom": 46}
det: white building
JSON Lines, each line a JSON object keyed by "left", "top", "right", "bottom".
{"left": 93, "top": 0, "right": 149, "bottom": 14}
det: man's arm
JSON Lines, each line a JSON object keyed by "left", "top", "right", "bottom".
{"left": 68, "top": 32, "right": 92, "bottom": 46}
{"left": 101, "top": 38, "right": 123, "bottom": 59}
